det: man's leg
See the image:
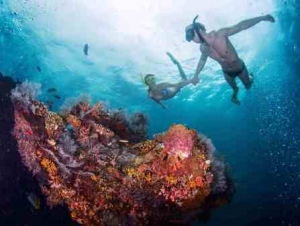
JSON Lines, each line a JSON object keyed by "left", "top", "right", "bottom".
{"left": 238, "top": 66, "right": 253, "bottom": 89}
{"left": 224, "top": 73, "right": 240, "bottom": 105}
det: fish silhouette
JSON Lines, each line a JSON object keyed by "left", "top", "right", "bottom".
{"left": 47, "top": 88, "right": 57, "bottom": 93}
{"left": 27, "top": 192, "right": 41, "bottom": 210}
{"left": 53, "top": 95, "right": 61, "bottom": 99}
{"left": 84, "top": 44, "right": 89, "bottom": 56}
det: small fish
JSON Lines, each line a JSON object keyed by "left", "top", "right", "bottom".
{"left": 27, "top": 193, "right": 41, "bottom": 210}
{"left": 83, "top": 43, "right": 89, "bottom": 56}
{"left": 118, "top": 139, "right": 129, "bottom": 143}
{"left": 47, "top": 88, "right": 57, "bottom": 93}
{"left": 36, "top": 66, "right": 41, "bottom": 72}
{"left": 53, "top": 95, "right": 61, "bottom": 99}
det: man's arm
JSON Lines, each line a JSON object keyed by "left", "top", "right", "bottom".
{"left": 193, "top": 53, "right": 208, "bottom": 81}
{"left": 219, "top": 14, "right": 275, "bottom": 36}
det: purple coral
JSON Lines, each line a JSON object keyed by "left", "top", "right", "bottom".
{"left": 10, "top": 81, "right": 41, "bottom": 113}
{"left": 58, "top": 131, "right": 78, "bottom": 155}
{"left": 200, "top": 134, "right": 228, "bottom": 194}
{"left": 57, "top": 132, "right": 83, "bottom": 169}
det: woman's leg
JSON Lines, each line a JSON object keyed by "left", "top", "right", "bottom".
{"left": 166, "top": 52, "right": 187, "bottom": 80}
{"left": 175, "top": 61, "right": 187, "bottom": 80}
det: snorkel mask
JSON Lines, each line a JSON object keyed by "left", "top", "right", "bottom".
{"left": 185, "top": 15, "right": 205, "bottom": 43}
{"left": 142, "top": 74, "right": 156, "bottom": 86}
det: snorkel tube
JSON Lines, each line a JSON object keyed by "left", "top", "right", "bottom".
{"left": 193, "top": 15, "right": 205, "bottom": 43}
{"left": 140, "top": 73, "right": 147, "bottom": 86}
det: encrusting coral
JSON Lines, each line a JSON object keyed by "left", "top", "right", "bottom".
{"left": 11, "top": 82, "right": 234, "bottom": 226}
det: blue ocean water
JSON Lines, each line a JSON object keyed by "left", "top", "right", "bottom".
{"left": 0, "top": 0, "right": 299, "bottom": 225}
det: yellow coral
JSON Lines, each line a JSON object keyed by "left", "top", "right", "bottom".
{"left": 91, "top": 175, "right": 98, "bottom": 182}
{"left": 45, "top": 112, "right": 63, "bottom": 138}
{"left": 71, "top": 211, "right": 77, "bottom": 219}
{"left": 36, "top": 150, "right": 43, "bottom": 159}
{"left": 166, "top": 176, "right": 177, "bottom": 185}
{"left": 145, "top": 173, "right": 152, "bottom": 183}
{"left": 189, "top": 180, "right": 196, "bottom": 189}
{"left": 131, "top": 140, "right": 158, "bottom": 155}
{"left": 107, "top": 166, "right": 114, "bottom": 174}
{"left": 41, "top": 158, "right": 57, "bottom": 175}
{"left": 126, "top": 168, "right": 135, "bottom": 177}
{"left": 196, "top": 153, "right": 206, "bottom": 160}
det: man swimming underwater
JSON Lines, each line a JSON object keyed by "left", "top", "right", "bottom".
{"left": 144, "top": 52, "right": 197, "bottom": 109}
{"left": 186, "top": 14, "right": 275, "bottom": 105}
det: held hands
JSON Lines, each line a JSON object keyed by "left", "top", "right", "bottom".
{"left": 191, "top": 76, "right": 199, "bottom": 86}
{"left": 263, "top": 14, "right": 275, "bottom": 23}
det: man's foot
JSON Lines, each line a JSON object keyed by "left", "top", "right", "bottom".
{"left": 231, "top": 97, "right": 241, "bottom": 105}
{"left": 245, "top": 73, "right": 254, "bottom": 90}
{"left": 231, "top": 88, "right": 240, "bottom": 105}
{"left": 166, "top": 52, "right": 179, "bottom": 65}
{"left": 249, "top": 73, "right": 254, "bottom": 82}
{"left": 263, "top": 14, "right": 275, "bottom": 23}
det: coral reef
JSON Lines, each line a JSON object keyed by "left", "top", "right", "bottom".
{"left": 0, "top": 75, "right": 76, "bottom": 225}
{"left": 11, "top": 82, "right": 234, "bottom": 226}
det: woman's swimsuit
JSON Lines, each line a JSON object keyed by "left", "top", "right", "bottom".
{"left": 161, "top": 88, "right": 170, "bottom": 97}
{"left": 223, "top": 59, "right": 245, "bottom": 78}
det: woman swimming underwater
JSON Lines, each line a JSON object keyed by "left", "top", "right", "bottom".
{"left": 144, "top": 52, "right": 198, "bottom": 109}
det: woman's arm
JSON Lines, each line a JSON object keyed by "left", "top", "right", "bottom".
{"left": 152, "top": 98, "right": 166, "bottom": 109}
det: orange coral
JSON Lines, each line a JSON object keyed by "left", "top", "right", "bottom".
{"left": 67, "top": 114, "right": 82, "bottom": 128}
{"left": 77, "top": 123, "right": 91, "bottom": 145}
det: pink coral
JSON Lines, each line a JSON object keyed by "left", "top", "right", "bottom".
{"left": 160, "top": 124, "right": 196, "bottom": 158}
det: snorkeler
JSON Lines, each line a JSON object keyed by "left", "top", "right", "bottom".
{"left": 144, "top": 52, "right": 197, "bottom": 109}
{"left": 185, "top": 14, "right": 275, "bottom": 105}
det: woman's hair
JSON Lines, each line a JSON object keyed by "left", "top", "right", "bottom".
{"left": 144, "top": 74, "right": 155, "bottom": 86}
